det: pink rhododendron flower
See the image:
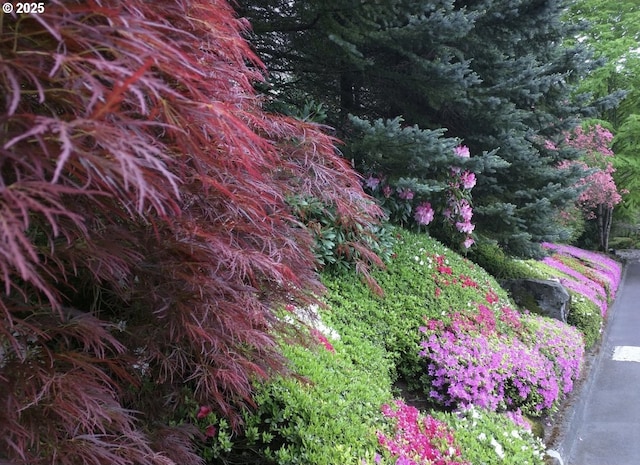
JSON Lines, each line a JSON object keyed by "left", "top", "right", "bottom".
{"left": 463, "top": 237, "right": 475, "bottom": 249}
{"left": 382, "top": 185, "right": 393, "bottom": 198}
{"left": 414, "top": 202, "right": 435, "bottom": 225}
{"left": 205, "top": 425, "right": 217, "bottom": 438}
{"left": 454, "top": 145, "right": 470, "bottom": 158}
{"left": 364, "top": 175, "right": 381, "bottom": 190}
{"left": 396, "top": 188, "right": 414, "bottom": 200}
{"left": 456, "top": 221, "right": 475, "bottom": 234}
{"left": 458, "top": 201, "right": 473, "bottom": 222}
{"left": 460, "top": 171, "right": 476, "bottom": 189}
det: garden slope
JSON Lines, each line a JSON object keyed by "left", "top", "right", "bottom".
{"left": 196, "top": 229, "right": 619, "bottom": 464}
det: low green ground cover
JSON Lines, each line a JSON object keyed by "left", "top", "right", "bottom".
{"left": 193, "top": 229, "right": 620, "bottom": 464}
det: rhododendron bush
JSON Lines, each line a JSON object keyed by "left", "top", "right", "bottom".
{"left": 556, "top": 124, "right": 625, "bottom": 250}
{"left": 0, "top": 2, "right": 381, "bottom": 464}
{"left": 363, "top": 145, "right": 477, "bottom": 250}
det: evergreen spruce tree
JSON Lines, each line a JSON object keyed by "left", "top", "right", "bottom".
{"left": 238, "top": 0, "right": 480, "bottom": 127}
{"left": 238, "top": 0, "right": 615, "bottom": 255}
{"left": 438, "top": 0, "right": 606, "bottom": 255}
{"left": 238, "top": 0, "right": 502, "bottom": 249}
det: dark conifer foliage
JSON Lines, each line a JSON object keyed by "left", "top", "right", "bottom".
{"left": 441, "top": 0, "right": 608, "bottom": 255}
{"left": 0, "top": 1, "right": 382, "bottom": 464}
{"left": 238, "top": 0, "right": 481, "bottom": 128}
{"left": 239, "top": 0, "right": 618, "bottom": 256}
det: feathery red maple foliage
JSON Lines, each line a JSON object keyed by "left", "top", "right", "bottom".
{"left": 0, "top": 1, "right": 382, "bottom": 464}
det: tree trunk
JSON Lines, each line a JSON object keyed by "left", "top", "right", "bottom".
{"left": 598, "top": 204, "right": 613, "bottom": 251}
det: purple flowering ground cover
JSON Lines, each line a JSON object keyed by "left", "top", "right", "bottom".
{"left": 416, "top": 241, "right": 619, "bottom": 425}
{"left": 419, "top": 297, "right": 584, "bottom": 417}
{"left": 541, "top": 243, "right": 622, "bottom": 317}
{"left": 380, "top": 237, "right": 622, "bottom": 464}
{"left": 412, "top": 239, "right": 624, "bottom": 425}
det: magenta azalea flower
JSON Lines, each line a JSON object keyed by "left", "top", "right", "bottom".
{"left": 197, "top": 405, "right": 212, "bottom": 419}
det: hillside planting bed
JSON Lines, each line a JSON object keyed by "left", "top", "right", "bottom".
{"left": 193, "top": 230, "right": 621, "bottom": 465}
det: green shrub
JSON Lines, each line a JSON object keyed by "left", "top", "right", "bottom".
{"left": 196, "top": 327, "right": 393, "bottom": 465}
{"left": 567, "top": 295, "right": 602, "bottom": 350}
{"left": 468, "top": 240, "right": 547, "bottom": 279}
{"left": 609, "top": 236, "right": 638, "bottom": 249}
{"left": 288, "top": 195, "right": 395, "bottom": 272}
{"left": 435, "top": 407, "right": 546, "bottom": 465}
{"left": 322, "top": 229, "right": 513, "bottom": 390}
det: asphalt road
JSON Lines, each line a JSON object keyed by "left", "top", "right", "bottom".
{"left": 556, "top": 257, "right": 640, "bottom": 465}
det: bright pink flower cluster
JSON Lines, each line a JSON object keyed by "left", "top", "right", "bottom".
{"left": 454, "top": 146, "right": 470, "bottom": 158}
{"left": 420, "top": 323, "right": 561, "bottom": 413}
{"left": 563, "top": 124, "right": 614, "bottom": 158}
{"left": 459, "top": 171, "right": 476, "bottom": 190}
{"left": 377, "top": 400, "right": 469, "bottom": 465}
{"left": 311, "top": 328, "right": 336, "bottom": 353}
{"left": 558, "top": 160, "right": 622, "bottom": 213}
{"left": 445, "top": 146, "right": 476, "bottom": 248}
{"left": 555, "top": 124, "right": 624, "bottom": 215}
{"left": 196, "top": 405, "right": 217, "bottom": 438}
{"left": 414, "top": 202, "right": 435, "bottom": 226}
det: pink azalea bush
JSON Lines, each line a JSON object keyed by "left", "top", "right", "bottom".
{"left": 542, "top": 242, "right": 621, "bottom": 317}
{"left": 419, "top": 313, "right": 583, "bottom": 416}
{"left": 554, "top": 124, "right": 626, "bottom": 249}
{"left": 518, "top": 317, "right": 584, "bottom": 396}
{"left": 321, "top": 230, "right": 599, "bottom": 463}
{"left": 418, "top": 250, "right": 585, "bottom": 416}
{"left": 376, "top": 400, "right": 470, "bottom": 465}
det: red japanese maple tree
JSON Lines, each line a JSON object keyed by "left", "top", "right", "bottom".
{"left": 0, "top": 1, "right": 382, "bottom": 464}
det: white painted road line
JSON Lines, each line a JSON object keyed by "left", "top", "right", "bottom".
{"left": 612, "top": 346, "right": 640, "bottom": 362}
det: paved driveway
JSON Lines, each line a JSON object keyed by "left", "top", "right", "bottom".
{"left": 556, "top": 256, "right": 640, "bottom": 465}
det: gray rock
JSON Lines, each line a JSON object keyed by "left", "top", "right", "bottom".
{"left": 500, "top": 278, "right": 570, "bottom": 322}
